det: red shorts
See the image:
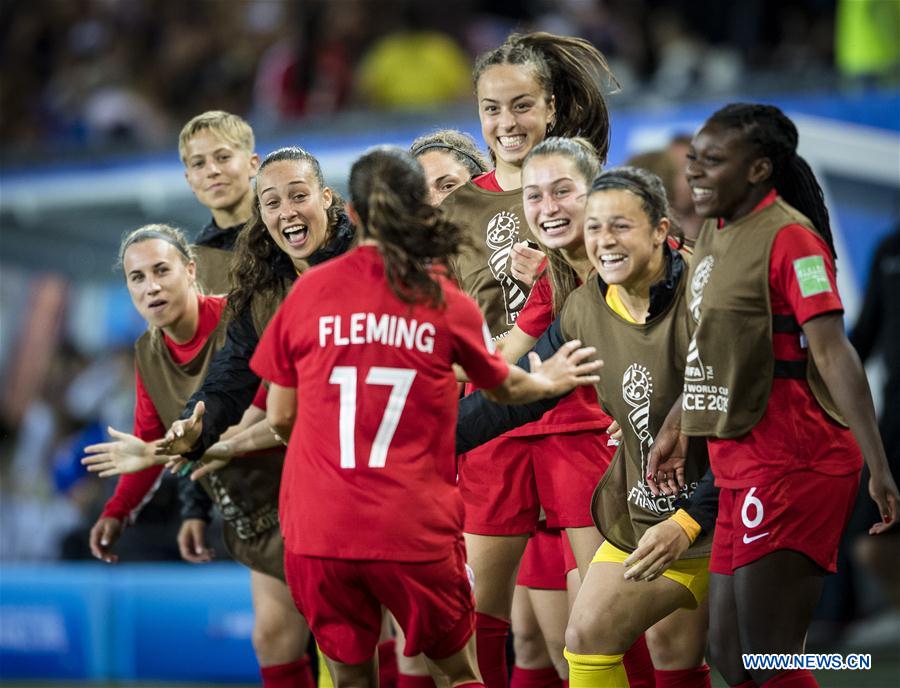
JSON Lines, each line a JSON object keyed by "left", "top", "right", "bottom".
{"left": 459, "top": 430, "right": 611, "bottom": 534}
{"left": 283, "top": 541, "right": 475, "bottom": 664}
{"left": 710, "top": 470, "right": 860, "bottom": 575}
{"left": 516, "top": 524, "right": 578, "bottom": 590}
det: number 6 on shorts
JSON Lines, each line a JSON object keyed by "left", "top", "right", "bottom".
{"left": 329, "top": 366, "right": 417, "bottom": 469}
{"left": 741, "top": 487, "right": 765, "bottom": 529}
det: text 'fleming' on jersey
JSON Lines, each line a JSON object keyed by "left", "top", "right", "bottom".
{"left": 319, "top": 313, "right": 436, "bottom": 353}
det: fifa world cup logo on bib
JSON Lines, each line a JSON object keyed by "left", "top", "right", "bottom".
{"left": 685, "top": 256, "right": 715, "bottom": 382}
{"left": 622, "top": 363, "right": 654, "bottom": 486}
{"left": 486, "top": 210, "right": 527, "bottom": 327}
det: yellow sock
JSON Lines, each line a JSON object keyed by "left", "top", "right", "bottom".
{"left": 317, "top": 644, "right": 335, "bottom": 688}
{"left": 564, "top": 648, "right": 628, "bottom": 687}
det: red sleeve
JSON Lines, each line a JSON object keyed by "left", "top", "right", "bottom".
{"left": 133, "top": 367, "right": 166, "bottom": 441}
{"left": 447, "top": 287, "right": 510, "bottom": 390}
{"left": 101, "top": 466, "right": 164, "bottom": 521}
{"left": 252, "top": 383, "right": 268, "bottom": 410}
{"left": 250, "top": 295, "right": 299, "bottom": 387}
{"left": 770, "top": 224, "right": 843, "bottom": 324}
{"left": 515, "top": 270, "right": 554, "bottom": 338}
{"left": 101, "top": 368, "right": 166, "bottom": 521}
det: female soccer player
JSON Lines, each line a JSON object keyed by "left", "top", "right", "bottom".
{"left": 454, "top": 167, "right": 716, "bottom": 687}
{"left": 248, "top": 146, "right": 600, "bottom": 688}
{"left": 439, "top": 33, "right": 619, "bottom": 685}
{"left": 82, "top": 224, "right": 314, "bottom": 688}
{"left": 411, "top": 129, "right": 489, "bottom": 206}
{"left": 158, "top": 146, "right": 354, "bottom": 459}
{"left": 505, "top": 138, "right": 657, "bottom": 687}
{"left": 674, "top": 104, "right": 899, "bottom": 688}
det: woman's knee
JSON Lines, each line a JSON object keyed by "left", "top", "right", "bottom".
{"left": 252, "top": 610, "right": 307, "bottom": 663}
{"left": 564, "top": 610, "right": 629, "bottom": 656}
{"left": 512, "top": 622, "right": 550, "bottom": 667}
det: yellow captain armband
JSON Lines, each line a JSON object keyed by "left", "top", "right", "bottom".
{"left": 670, "top": 508, "right": 702, "bottom": 544}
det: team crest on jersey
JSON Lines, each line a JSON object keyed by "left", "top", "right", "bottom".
{"left": 485, "top": 210, "right": 527, "bottom": 326}
{"left": 689, "top": 255, "right": 715, "bottom": 324}
{"left": 622, "top": 363, "right": 654, "bottom": 482}
{"left": 622, "top": 363, "right": 681, "bottom": 514}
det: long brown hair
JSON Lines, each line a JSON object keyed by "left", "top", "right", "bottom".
{"left": 228, "top": 147, "right": 345, "bottom": 318}
{"left": 522, "top": 137, "right": 600, "bottom": 316}
{"left": 349, "top": 146, "right": 467, "bottom": 307}
{"left": 473, "top": 32, "right": 619, "bottom": 164}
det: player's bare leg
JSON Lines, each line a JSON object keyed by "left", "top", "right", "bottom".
{"left": 708, "top": 572, "right": 750, "bottom": 686}
{"left": 512, "top": 585, "right": 568, "bottom": 681}
{"left": 324, "top": 654, "right": 379, "bottom": 688}
{"left": 250, "top": 570, "right": 311, "bottom": 666}
{"left": 564, "top": 526, "right": 602, "bottom": 580}
{"left": 464, "top": 533, "right": 529, "bottom": 619}
{"left": 732, "top": 550, "right": 825, "bottom": 685}
{"left": 645, "top": 597, "right": 709, "bottom": 669}
{"left": 425, "top": 633, "right": 483, "bottom": 687}
{"left": 393, "top": 616, "right": 436, "bottom": 686}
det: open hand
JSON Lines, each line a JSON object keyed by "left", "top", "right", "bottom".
{"left": 188, "top": 441, "right": 235, "bottom": 481}
{"left": 623, "top": 519, "right": 690, "bottom": 581}
{"left": 528, "top": 339, "right": 602, "bottom": 397}
{"left": 158, "top": 401, "right": 205, "bottom": 456}
{"left": 82, "top": 427, "right": 159, "bottom": 477}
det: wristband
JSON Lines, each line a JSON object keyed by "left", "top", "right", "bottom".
{"left": 670, "top": 508, "right": 702, "bottom": 544}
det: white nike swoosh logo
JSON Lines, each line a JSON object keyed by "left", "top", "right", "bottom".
{"left": 743, "top": 532, "right": 770, "bottom": 544}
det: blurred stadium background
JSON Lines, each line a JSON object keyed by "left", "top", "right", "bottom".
{"left": 1, "top": 0, "right": 898, "bottom": 685}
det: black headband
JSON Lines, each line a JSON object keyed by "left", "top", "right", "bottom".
{"left": 591, "top": 176, "right": 653, "bottom": 200}
{"left": 411, "top": 142, "right": 487, "bottom": 174}
{"left": 122, "top": 230, "right": 192, "bottom": 262}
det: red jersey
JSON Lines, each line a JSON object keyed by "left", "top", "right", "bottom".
{"left": 708, "top": 194, "right": 863, "bottom": 487}
{"left": 472, "top": 170, "right": 503, "bottom": 192}
{"left": 250, "top": 245, "right": 509, "bottom": 561}
{"left": 102, "top": 295, "right": 233, "bottom": 521}
{"left": 509, "top": 271, "right": 613, "bottom": 435}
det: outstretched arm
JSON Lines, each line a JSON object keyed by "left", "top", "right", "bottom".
{"left": 804, "top": 313, "right": 899, "bottom": 533}
{"left": 456, "top": 319, "right": 576, "bottom": 453}
{"left": 160, "top": 308, "right": 262, "bottom": 458}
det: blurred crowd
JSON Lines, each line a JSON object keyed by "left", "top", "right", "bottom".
{"left": 1, "top": 0, "right": 855, "bottom": 153}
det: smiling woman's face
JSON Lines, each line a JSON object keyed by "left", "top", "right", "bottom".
{"left": 583, "top": 189, "right": 667, "bottom": 288}
{"left": 522, "top": 153, "right": 589, "bottom": 251}
{"left": 258, "top": 159, "right": 333, "bottom": 266}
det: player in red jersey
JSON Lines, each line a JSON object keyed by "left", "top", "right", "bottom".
{"left": 81, "top": 224, "right": 316, "bottom": 688}
{"left": 249, "top": 146, "right": 601, "bottom": 688}
{"left": 647, "top": 104, "right": 899, "bottom": 688}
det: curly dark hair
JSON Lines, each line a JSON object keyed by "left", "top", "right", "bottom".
{"left": 228, "top": 147, "right": 345, "bottom": 318}
{"left": 349, "top": 146, "right": 468, "bottom": 308}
